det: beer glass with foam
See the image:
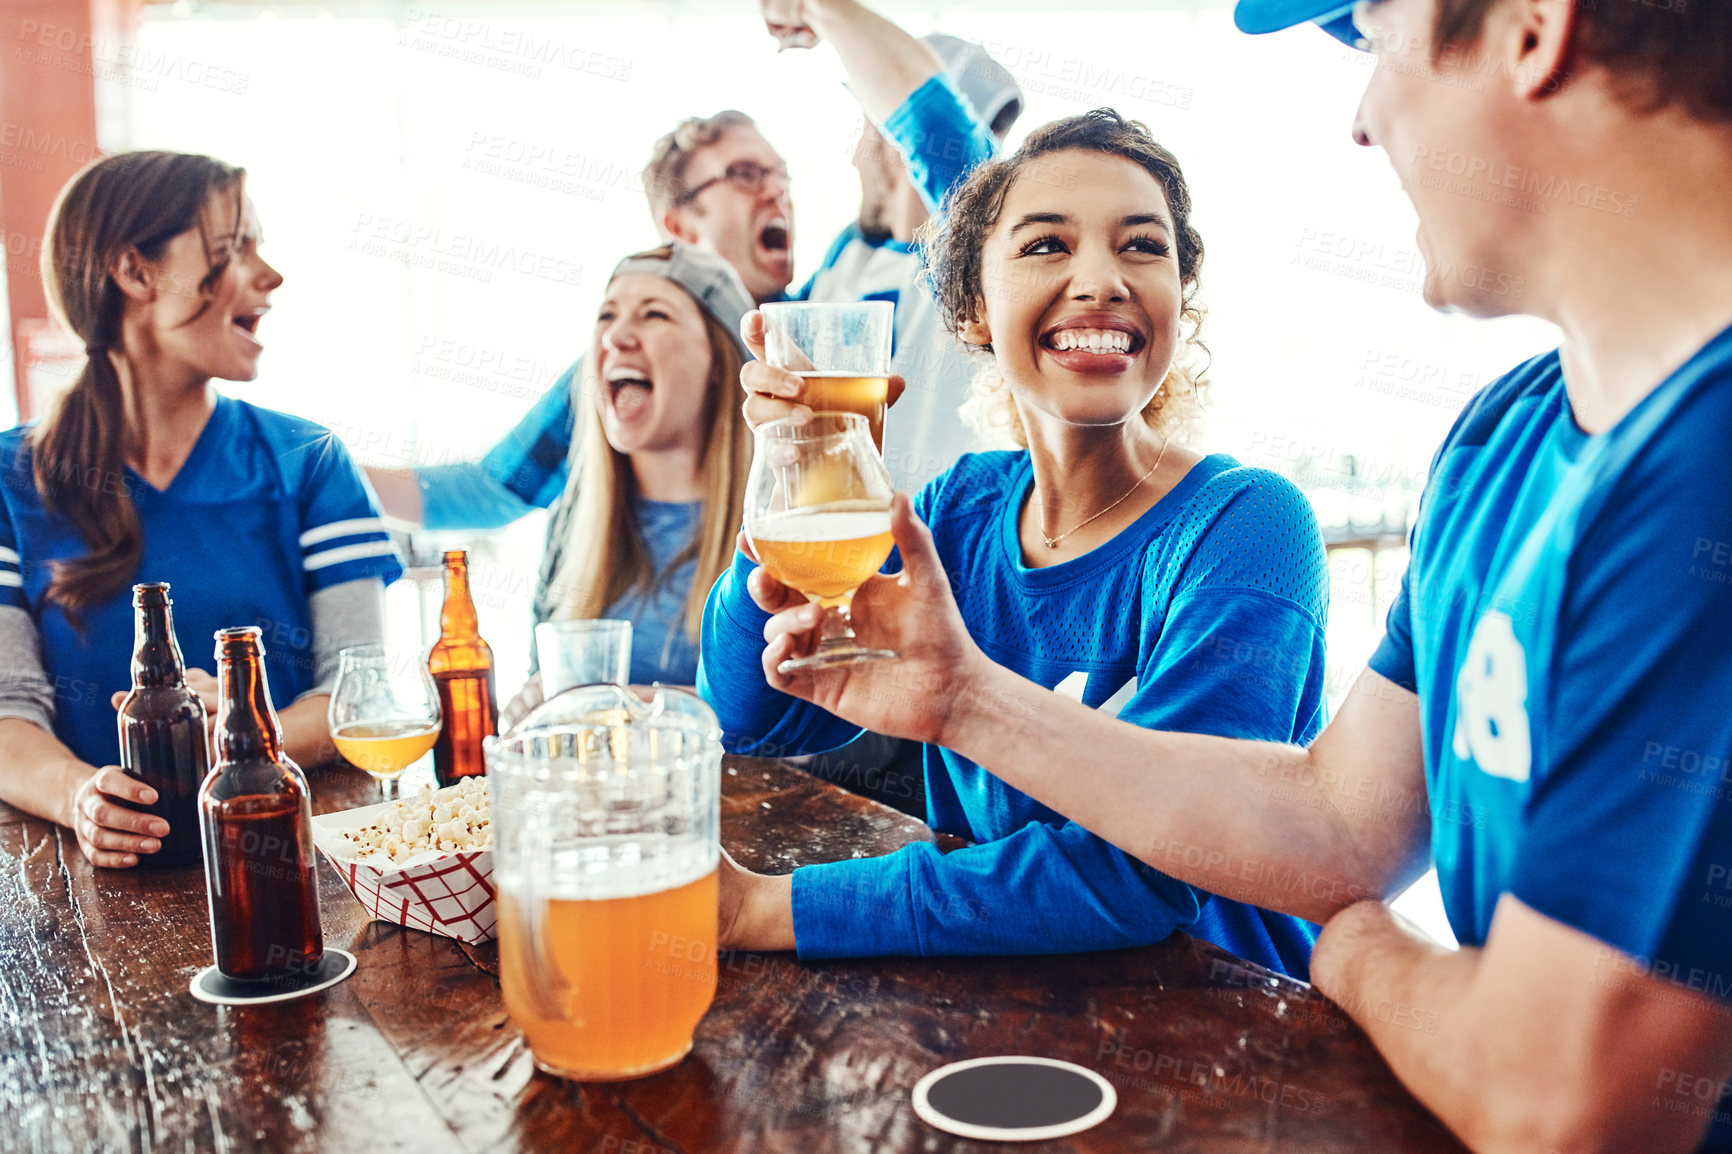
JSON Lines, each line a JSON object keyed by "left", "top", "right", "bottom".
{"left": 746, "top": 412, "right": 898, "bottom": 672}
{"left": 488, "top": 684, "right": 721, "bottom": 1081}
{"left": 759, "top": 300, "right": 893, "bottom": 451}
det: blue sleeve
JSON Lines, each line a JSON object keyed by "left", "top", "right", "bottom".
{"left": 1372, "top": 388, "right": 1492, "bottom": 695}
{"left": 1510, "top": 425, "right": 1732, "bottom": 989}
{"left": 417, "top": 363, "right": 577, "bottom": 530}
{"left": 1369, "top": 572, "right": 1418, "bottom": 693}
{"left": 1126, "top": 479, "right": 1329, "bottom": 745}
{"left": 882, "top": 73, "right": 996, "bottom": 214}
{"left": 792, "top": 822, "right": 1203, "bottom": 958}
{"left": 0, "top": 472, "right": 25, "bottom": 612}
{"left": 793, "top": 470, "right": 1330, "bottom": 959}
{"left": 294, "top": 435, "right": 403, "bottom": 594}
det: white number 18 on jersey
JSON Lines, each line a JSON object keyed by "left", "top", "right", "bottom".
{"left": 1452, "top": 611, "right": 1533, "bottom": 783}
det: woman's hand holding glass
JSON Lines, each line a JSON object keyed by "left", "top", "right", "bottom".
{"left": 738, "top": 310, "right": 905, "bottom": 432}
{"left": 742, "top": 491, "right": 988, "bottom": 746}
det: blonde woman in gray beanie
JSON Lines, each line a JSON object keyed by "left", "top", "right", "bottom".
{"left": 507, "top": 242, "right": 755, "bottom": 721}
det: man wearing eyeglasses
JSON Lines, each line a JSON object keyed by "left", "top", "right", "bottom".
{"left": 375, "top": 0, "right": 1020, "bottom": 530}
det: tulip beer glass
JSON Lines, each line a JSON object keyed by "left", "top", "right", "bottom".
{"left": 488, "top": 684, "right": 721, "bottom": 1081}
{"left": 328, "top": 646, "right": 442, "bottom": 799}
{"left": 746, "top": 412, "right": 898, "bottom": 672}
{"left": 759, "top": 300, "right": 893, "bottom": 451}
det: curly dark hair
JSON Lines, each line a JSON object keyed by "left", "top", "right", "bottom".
{"left": 919, "top": 108, "right": 1209, "bottom": 444}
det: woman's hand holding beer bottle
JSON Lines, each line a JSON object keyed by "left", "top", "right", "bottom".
{"left": 738, "top": 310, "right": 906, "bottom": 431}
{"left": 67, "top": 767, "right": 169, "bottom": 869}
{"left": 747, "top": 491, "right": 989, "bottom": 747}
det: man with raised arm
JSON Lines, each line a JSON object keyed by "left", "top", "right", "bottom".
{"left": 369, "top": 0, "right": 1019, "bottom": 526}
{"left": 737, "top": 0, "right": 1732, "bottom": 1149}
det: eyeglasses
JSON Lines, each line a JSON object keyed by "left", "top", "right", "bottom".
{"left": 675, "top": 160, "right": 789, "bottom": 207}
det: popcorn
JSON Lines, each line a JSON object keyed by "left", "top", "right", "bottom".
{"left": 337, "top": 778, "right": 492, "bottom": 863}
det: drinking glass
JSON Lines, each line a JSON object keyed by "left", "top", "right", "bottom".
{"left": 535, "top": 619, "right": 632, "bottom": 697}
{"left": 759, "top": 300, "right": 894, "bottom": 451}
{"left": 327, "top": 645, "right": 441, "bottom": 799}
{"left": 488, "top": 684, "right": 721, "bottom": 1081}
{"left": 745, "top": 412, "right": 897, "bottom": 672}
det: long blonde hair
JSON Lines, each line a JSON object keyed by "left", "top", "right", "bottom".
{"left": 547, "top": 303, "right": 750, "bottom": 640}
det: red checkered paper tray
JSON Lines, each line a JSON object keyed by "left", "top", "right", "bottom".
{"left": 311, "top": 795, "right": 497, "bottom": 944}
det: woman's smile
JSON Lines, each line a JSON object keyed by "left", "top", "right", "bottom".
{"left": 1037, "top": 310, "right": 1148, "bottom": 376}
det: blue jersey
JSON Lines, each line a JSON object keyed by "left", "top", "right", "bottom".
{"left": 0, "top": 395, "right": 402, "bottom": 768}
{"left": 1371, "top": 331, "right": 1732, "bottom": 1151}
{"left": 700, "top": 452, "right": 1328, "bottom": 977}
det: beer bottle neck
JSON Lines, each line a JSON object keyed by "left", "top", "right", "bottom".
{"left": 439, "top": 556, "right": 482, "bottom": 641}
{"left": 131, "top": 601, "right": 187, "bottom": 689}
{"left": 215, "top": 647, "right": 284, "bottom": 764}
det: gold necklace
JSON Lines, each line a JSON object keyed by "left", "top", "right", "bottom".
{"left": 1040, "top": 438, "right": 1170, "bottom": 550}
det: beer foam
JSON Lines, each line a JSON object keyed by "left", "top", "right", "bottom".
{"left": 500, "top": 835, "right": 717, "bottom": 902}
{"left": 751, "top": 505, "right": 892, "bottom": 543}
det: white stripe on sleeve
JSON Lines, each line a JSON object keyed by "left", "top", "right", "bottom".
{"left": 0, "top": 572, "right": 22, "bottom": 587}
{"left": 0, "top": 547, "right": 19, "bottom": 566}
{"left": 299, "top": 517, "right": 388, "bottom": 549}
{"left": 303, "top": 540, "right": 399, "bottom": 572}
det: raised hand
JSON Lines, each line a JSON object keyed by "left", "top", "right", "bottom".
{"left": 738, "top": 310, "right": 905, "bottom": 431}
{"left": 761, "top": 0, "right": 818, "bottom": 49}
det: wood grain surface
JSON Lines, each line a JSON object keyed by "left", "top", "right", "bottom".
{"left": 0, "top": 755, "right": 1467, "bottom": 1154}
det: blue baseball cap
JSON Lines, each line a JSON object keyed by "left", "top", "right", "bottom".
{"left": 1234, "top": 1, "right": 1364, "bottom": 48}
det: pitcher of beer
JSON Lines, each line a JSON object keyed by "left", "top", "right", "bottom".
{"left": 487, "top": 684, "right": 721, "bottom": 1081}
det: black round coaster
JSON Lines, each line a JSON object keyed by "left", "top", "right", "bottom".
{"left": 912, "top": 1056, "right": 1116, "bottom": 1141}
{"left": 189, "top": 948, "right": 357, "bottom": 1006}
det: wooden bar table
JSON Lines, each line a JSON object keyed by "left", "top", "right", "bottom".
{"left": 0, "top": 755, "right": 1466, "bottom": 1153}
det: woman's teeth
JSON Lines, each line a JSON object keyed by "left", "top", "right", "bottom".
{"left": 1049, "top": 328, "right": 1133, "bottom": 354}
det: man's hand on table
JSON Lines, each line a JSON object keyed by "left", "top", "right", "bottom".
{"left": 747, "top": 492, "right": 988, "bottom": 748}
{"left": 1309, "top": 896, "right": 1732, "bottom": 1153}
{"left": 717, "top": 847, "right": 796, "bottom": 952}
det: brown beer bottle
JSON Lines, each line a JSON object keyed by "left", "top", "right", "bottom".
{"left": 428, "top": 549, "right": 497, "bottom": 786}
{"left": 198, "top": 627, "right": 323, "bottom": 982}
{"left": 116, "top": 583, "right": 209, "bottom": 868}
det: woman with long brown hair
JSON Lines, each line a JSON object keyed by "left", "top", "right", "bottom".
{"left": 513, "top": 242, "right": 752, "bottom": 707}
{"left": 0, "top": 151, "right": 400, "bottom": 867}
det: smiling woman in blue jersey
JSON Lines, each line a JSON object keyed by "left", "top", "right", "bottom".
{"left": 699, "top": 110, "right": 1328, "bottom": 978}
{"left": 0, "top": 152, "right": 400, "bottom": 869}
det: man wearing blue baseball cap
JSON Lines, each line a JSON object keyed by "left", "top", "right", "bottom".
{"left": 743, "top": 0, "right": 1732, "bottom": 1149}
